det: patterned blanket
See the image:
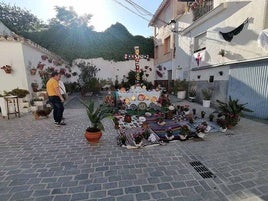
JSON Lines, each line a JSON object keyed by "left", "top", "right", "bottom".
{"left": 146, "top": 115, "right": 221, "bottom": 137}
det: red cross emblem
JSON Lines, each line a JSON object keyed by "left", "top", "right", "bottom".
{"left": 196, "top": 53, "right": 202, "bottom": 66}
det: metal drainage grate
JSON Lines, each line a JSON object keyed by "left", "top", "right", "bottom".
{"left": 190, "top": 161, "right": 216, "bottom": 179}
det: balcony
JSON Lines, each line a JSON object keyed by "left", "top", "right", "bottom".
{"left": 192, "top": 0, "right": 213, "bottom": 21}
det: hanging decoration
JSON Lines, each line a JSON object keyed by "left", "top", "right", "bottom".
{"left": 192, "top": 50, "right": 206, "bottom": 67}
{"left": 219, "top": 18, "right": 249, "bottom": 42}
{"left": 257, "top": 29, "right": 268, "bottom": 51}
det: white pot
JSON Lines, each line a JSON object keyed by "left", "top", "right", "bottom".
{"left": 203, "top": 100, "right": 211, "bottom": 108}
{"left": 0, "top": 97, "right": 8, "bottom": 116}
{"left": 30, "top": 106, "right": 38, "bottom": 112}
{"left": 177, "top": 91, "right": 186, "bottom": 99}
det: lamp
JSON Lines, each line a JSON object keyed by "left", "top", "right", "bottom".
{"left": 168, "top": 19, "right": 181, "bottom": 34}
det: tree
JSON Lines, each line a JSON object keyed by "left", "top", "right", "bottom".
{"left": 0, "top": 2, "right": 46, "bottom": 34}
{"left": 77, "top": 61, "right": 101, "bottom": 95}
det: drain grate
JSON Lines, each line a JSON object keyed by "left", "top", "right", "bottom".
{"left": 190, "top": 161, "right": 216, "bottom": 179}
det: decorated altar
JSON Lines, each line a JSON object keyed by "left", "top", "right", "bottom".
{"left": 117, "top": 86, "right": 161, "bottom": 109}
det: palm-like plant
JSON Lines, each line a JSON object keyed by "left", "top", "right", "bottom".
{"left": 216, "top": 96, "right": 253, "bottom": 127}
{"left": 81, "top": 100, "right": 113, "bottom": 132}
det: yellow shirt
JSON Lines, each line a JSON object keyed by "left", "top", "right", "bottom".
{"left": 46, "top": 78, "right": 59, "bottom": 96}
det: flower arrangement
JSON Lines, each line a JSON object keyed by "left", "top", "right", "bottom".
{"left": 133, "top": 132, "right": 143, "bottom": 146}
{"left": 180, "top": 125, "right": 190, "bottom": 136}
{"left": 166, "top": 127, "right": 173, "bottom": 137}
{"left": 216, "top": 118, "right": 227, "bottom": 129}
{"left": 117, "top": 133, "right": 127, "bottom": 146}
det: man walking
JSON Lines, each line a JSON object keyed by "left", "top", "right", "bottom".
{"left": 46, "top": 71, "right": 66, "bottom": 126}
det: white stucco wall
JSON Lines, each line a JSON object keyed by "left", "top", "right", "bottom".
{"left": 0, "top": 41, "right": 28, "bottom": 94}
{"left": 74, "top": 57, "right": 155, "bottom": 84}
{"left": 0, "top": 39, "right": 69, "bottom": 94}
{"left": 173, "top": 0, "right": 268, "bottom": 83}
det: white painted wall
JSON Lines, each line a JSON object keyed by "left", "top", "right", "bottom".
{"left": 0, "top": 39, "right": 70, "bottom": 95}
{"left": 0, "top": 41, "right": 28, "bottom": 94}
{"left": 173, "top": 0, "right": 268, "bottom": 83}
{"left": 74, "top": 57, "right": 155, "bottom": 84}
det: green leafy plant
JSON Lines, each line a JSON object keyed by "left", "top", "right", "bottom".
{"left": 202, "top": 88, "right": 213, "bottom": 100}
{"left": 80, "top": 100, "right": 114, "bottom": 132}
{"left": 180, "top": 125, "right": 190, "bottom": 136}
{"left": 4, "top": 88, "right": 29, "bottom": 98}
{"left": 216, "top": 96, "right": 253, "bottom": 127}
{"left": 188, "top": 88, "right": 196, "bottom": 97}
{"left": 174, "top": 79, "right": 187, "bottom": 92}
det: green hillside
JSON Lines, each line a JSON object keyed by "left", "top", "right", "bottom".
{"left": 0, "top": 2, "right": 154, "bottom": 62}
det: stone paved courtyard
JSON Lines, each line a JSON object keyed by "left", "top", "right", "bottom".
{"left": 0, "top": 94, "right": 268, "bottom": 201}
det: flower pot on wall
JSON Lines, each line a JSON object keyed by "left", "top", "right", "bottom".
{"left": 177, "top": 91, "right": 186, "bottom": 99}
{"left": 1, "top": 65, "right": 12, "bottom": 74}
{"left": 30, "top": 69, "right": 37, "bottom": 75}
{"left": 203, "top": 100, "right": 211, "bottom": 108}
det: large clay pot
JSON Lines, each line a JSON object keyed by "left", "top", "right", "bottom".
{"left": 84, "top": 128, "right": 102, "bottom": 143}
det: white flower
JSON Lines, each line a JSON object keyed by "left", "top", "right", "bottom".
{"left": 168, "top": 105, "right": 175, "bottom": 111}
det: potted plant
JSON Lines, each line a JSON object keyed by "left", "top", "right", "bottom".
{"left": 1, "top": 65, "right": 12, "bottom": 74}
{"left": 209, "top": 113, "right": 214, "bottom": 121}
{"left": 81, "top": 100, "right": 113, "bottom": 143}
{"left": 188, "top": 88, "right": 197, "bottom": 102}
{"left": 31, "top": 82, "right": 39, "bottom": 92}
{"left": 179, "top": 125, "right": 190, "bottom": 140}
{"left": 174, "top": 79, "right": 187, "bottom": 99}
{"left": 202, "top": 88, "right": 213, "bottom": 107}
{"left": 216, "top": 96, "right": 253, "bottom": 128}
{"left": 113, "top": 117, "right": 120, "bottom": 129}
{"left": 216, "top": 118, "right": 227, "bottom": 132}
{"left": 30, "top": 68, "right": 37, "bottom": 75}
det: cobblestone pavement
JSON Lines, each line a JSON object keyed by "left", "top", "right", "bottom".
{"left": 1, "top": 94, "right": 268, "bottom": 201}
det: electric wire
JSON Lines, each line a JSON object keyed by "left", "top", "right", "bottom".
{"left": 112, "top": 0, "right": 168, "bottom": 25}
{"left": 111, "top": 0, "right": 150, "bottom": 22}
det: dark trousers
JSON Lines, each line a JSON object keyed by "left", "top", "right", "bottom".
{"left": 48, "top": 96, "right": 64, "bottom": 123}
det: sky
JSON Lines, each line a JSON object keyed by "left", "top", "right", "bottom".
{"left": 2, "top": 0, "right": 163, "bottom": 37}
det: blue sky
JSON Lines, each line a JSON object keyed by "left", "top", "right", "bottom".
{"left": 2, "top": 0, "right": 162, "bottom": 37}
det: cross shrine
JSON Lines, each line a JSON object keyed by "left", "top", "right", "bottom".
{"left": 124, "top": 46, "right": 149, "bottom": 86}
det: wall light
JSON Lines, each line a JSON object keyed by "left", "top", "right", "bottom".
{"left": 167, "top": 19, "right": 182, "bottom": 34}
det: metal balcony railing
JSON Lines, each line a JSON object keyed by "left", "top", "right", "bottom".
{"left": 192, "top": 0, "right": 214, "bottom": 21}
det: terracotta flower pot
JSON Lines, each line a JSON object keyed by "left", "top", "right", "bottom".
{"left": 84, "top": 128, "right": 102, "bottom": 143}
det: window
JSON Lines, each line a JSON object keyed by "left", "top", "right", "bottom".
{"left": 155, "top": 45, "right": 159, "bottom": 59}
{"left": 194, "top": 32, "right": 206, "bottom": 52}
{"left": 164, "top": 36, "right": 171, "bottom": 54}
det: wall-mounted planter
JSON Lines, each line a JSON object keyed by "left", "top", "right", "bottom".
{"left": 30, "top": 68, "right": 37, "bottom": 75}
{"left": 1, "top": 65, "right": 12, "bottom": 74}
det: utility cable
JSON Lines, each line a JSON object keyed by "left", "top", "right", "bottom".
{"left": 112, "top": 0, "right": 150, "bottom": 22}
